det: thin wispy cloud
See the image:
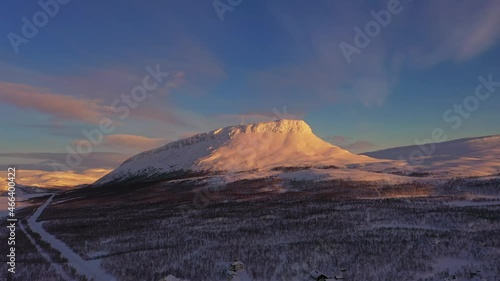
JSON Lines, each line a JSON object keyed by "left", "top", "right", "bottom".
{"left": 249, "top": 0, "right": 500, "bottom": 110}
{"left": 99, "top": 134, "right": 168, "bottom": 152}
{"left": 0, "top": 81, "right": 113, "bottom": 123}
{"left": 246, "top": 1, "right": 400, "bottom": 108}
{"left": 409, "top": 0, "right": 500, "bottom": 66}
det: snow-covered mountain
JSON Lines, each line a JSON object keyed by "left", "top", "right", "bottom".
{"left": 94, "top": 120, "right": 380, "bottom": 185}
{"left": 363, "top": 135, "right": 500, "bottom": 177}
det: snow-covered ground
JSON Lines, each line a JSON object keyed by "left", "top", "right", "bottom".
{"left": 18, "top": 221, "right": 74, "bottom": 281}
{"left": 34, "top": 175, "right": 499, "bottom": 281}
{"left": 27, "top": 195, "right": 116, "bottom": 281}
{"left": 277, "top": 167, "right": 413, "bottom": 183}
{"left": 231, "top": 269, "right": 252, "bottom": 281}
{"left": 363, "top": 134, "right": 500, "bottom": 177}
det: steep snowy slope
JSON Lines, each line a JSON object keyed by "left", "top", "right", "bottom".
{"left": 363, "top": 135, "right": 500, "bottom": 176}
{"left": 94, "top": 120, "right": 379, "bottom": 185}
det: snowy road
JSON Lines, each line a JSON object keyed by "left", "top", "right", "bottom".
{"left": 27, "top": 195, "right": 116, "bottom": 281}
{"left": 19, "top": 221, "right": 73, "bottom": 281}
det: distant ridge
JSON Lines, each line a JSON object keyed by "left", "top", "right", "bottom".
{"left": 362, "top": 135, "right": 500, "bottom": 159}
{"left": 363, "top": 134, "right": 500, "bottom": 177}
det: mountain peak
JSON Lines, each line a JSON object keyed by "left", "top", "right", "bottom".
{"left": 127, "top": 120, "right": 313, "bottom": 163}
{"left": 223, "top": 119, "right": 312, "bottom": 134}
{"left": 94, "top": 119, "right": 376, "bottom": 185}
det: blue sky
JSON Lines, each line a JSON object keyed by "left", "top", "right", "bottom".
{"left": 1, "top": 0, "right": 500, "bottom": 181}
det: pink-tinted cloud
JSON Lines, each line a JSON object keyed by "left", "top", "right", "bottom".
{"left": 103, "top": 134, "right": 168, "bottom": 150}
{"left": 53, "top": 67, "right": 141, "bottom": 101}
{"left": 130, "top": 104, "right": 187, "bottom": 126}
{"left": 74, "top": 134, "right": 169, "bottom": 153}
{"left": 0, "top": 64, "right": 188, "bottom": 127}
{"left": 0, "top": 82, "right": 112, "bottom": 123}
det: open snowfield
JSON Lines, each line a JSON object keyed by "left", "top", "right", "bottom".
{"left": 1, "top": 176, "right": 495, "bottom": 281}
{"left": 26, "top": 195, "right": 115, "bottom": 281}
